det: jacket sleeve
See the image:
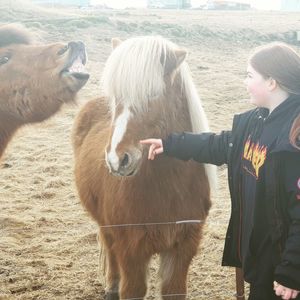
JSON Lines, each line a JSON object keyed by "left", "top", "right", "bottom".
{"left": 162, "top": 131, "right": 232, "bottom": 166}
{"left": 274, "top": 152, "right": 300, "bottom": 290}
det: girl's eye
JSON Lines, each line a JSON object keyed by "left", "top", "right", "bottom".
{"left": 57, "top": 45, "right": 69, "bottom": 56}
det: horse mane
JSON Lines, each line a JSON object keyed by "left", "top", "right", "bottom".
{"left": 101, "top": 36, "right": 166, "bottom": 113}
{"left": 102, "top": 36, "right": 216, "bottom": 188}
{"left": 0, "top": 24, "right": 32, "bottom": 48}
{"left": 180, "top": 63, "right": 217, "bottom": 189}
{"left": 101, "top": 36, "right": 210, "bottom": 133}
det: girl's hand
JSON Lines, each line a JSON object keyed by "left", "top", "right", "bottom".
{"left": 274, "top": 281, "right": 300, "bottom": 299}
{"left": 140, "top": 139, "right": 163, "bottom": 160}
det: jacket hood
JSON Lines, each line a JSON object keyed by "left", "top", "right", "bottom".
{"left": 267, "top": 95, "right": 300, "bottom": 153}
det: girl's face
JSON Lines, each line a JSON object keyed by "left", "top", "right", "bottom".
{"left": 244, "top": 64, "right": 271, "bottom": 107}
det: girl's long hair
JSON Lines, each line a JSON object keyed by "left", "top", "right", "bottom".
{"left": 249, "top": 43, "right": 300, "bottom": 95}
{"left": 290, "top": 114, "right": 300, "bottom": 150}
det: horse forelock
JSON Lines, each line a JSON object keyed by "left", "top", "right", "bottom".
{"left": 101, "top": 36, "right": 177, "bottom": 113}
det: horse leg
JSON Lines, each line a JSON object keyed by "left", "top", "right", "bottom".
{"left": 105, "top": 249, "right": 120, "bottom": 300}
{"left": 159, "top": 237, "right": 199, "bottom": 300}
{"left": 118, "top": 252, "right": 150, "bottom": 300}
{"left": 100, "top": 231, "right": 120, "bottom": 300}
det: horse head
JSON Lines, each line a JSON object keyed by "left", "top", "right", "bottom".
{"left": 103, "top": 36, "right": 188, "bottom": 177}
{"left": 0, "top": 24, "right": 89, "bottom": 123}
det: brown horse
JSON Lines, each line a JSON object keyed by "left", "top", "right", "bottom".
{"left": 73, "top": 36, "right": 216, "bottom": 300}
{"left": 0, "top": 24, "right": 89, "bottom": 159}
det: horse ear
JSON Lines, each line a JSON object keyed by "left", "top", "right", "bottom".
{"left": 111, "top": 38, "right": 122, "bottom": 50}
{"left": 163, "top": 49, "right": 187, "bottom": 75}
{"left": 174, "top": 49, "right": 187, "bottom": 67}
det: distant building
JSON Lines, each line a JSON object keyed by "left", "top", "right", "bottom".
{"left": 281, "top": 0, "right": 300, "bottom": 11}
{"left": 202, "top": 0, "right": 251, "bottom": 10}
{"left": 32, "top": 0, "right": 90, "bottom": 7}
{"left": 147, "top": 0, "right": 191, "bottom": 9}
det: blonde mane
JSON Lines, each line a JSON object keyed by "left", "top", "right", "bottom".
{"left": 180, "top": 63, "right": 217, "bottom": 189}
{"left": 101, "top": 36, "right": 216, "bottom": 188}
{"left": 101, "top": 36, "right": 166, "bottom": 113}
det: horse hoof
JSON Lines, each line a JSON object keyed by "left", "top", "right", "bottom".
{"left": 1, "top": 163, "right": 12, "bottom": 169}
{"left": 105, "top": 292, "right": 119, "bottom": 300}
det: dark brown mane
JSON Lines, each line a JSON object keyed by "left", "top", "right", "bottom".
{"left": 0, "top": 24, "right": 32, "bottom": 48}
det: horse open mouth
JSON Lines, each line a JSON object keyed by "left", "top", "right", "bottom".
{"left": 64, "top": 56, "right": 89, "bottom": 81}
{"left": 61, "top": 43, "right": 89, "bottom": 82}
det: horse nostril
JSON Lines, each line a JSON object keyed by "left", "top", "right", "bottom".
{"left": 120, "top": 153, "right": 129, "bottom": 168}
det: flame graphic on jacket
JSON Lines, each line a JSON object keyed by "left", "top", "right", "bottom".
{"left": 243, "top": 136, "right": 267, "bottom": 178}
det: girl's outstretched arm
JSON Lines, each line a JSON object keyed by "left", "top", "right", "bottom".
{"left": 140, "top": 130, "right": 232, "bottom": 166}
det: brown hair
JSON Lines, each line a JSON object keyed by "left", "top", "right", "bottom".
{"left": 290, "top": 114, "right": 300, "bottom": 150}
{"left": 249, "top": 43, "right": 300, "bottom": 95}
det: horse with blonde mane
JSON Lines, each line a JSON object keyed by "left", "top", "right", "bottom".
{"left": 73, "top": 36, "right": 216, "bottom": 300}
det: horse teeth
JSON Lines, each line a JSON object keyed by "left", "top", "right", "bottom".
{"left": 69, "top": 57, "right": 86, "bottom": 73}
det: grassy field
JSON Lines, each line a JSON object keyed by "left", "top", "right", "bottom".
{"left": 0, "top": 1, "right": 300, "bottom": 299}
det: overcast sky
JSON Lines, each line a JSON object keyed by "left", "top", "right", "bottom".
{"left": 90, "top": 0, "right": 282, "bottom": 10}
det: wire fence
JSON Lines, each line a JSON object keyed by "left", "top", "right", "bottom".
{"left": 96, "top": 218, "right": 246, "bottom": 300}
{"left": 99, "top": 219, "right": 204, "bottom": 228}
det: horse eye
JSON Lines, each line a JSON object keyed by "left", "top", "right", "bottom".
{"left": 57, "top": 45, "right": 69, "bottom": 56}
{"left": 0, "top": 56, "right": 10, "bottom": 65}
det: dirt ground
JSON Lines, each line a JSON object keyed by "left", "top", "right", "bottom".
{"left": 1, "top": 1, "right": 300, "bottom": 299}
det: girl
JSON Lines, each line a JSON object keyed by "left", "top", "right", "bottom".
{"left": 140, "top": 43, "right": 300, "bottom": 300}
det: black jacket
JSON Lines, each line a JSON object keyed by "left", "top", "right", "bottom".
{"left": 162, "top": 96, "right": 300, "bottom": 289}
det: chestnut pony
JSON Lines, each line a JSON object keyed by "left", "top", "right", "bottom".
{"left": 73, "top": 36, "right": 216, "bottom": 300}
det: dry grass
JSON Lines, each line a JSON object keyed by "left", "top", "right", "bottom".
{"left": 1, "top": 2, "right": 299, "bottom": 299}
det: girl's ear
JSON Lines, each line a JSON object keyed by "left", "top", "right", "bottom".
{"left": 267, "top": 77, "right": 278, "bottom": 91}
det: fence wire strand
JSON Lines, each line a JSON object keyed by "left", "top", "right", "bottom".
{"left": 98, "top": 219, "right": 228, "bottom": 229}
